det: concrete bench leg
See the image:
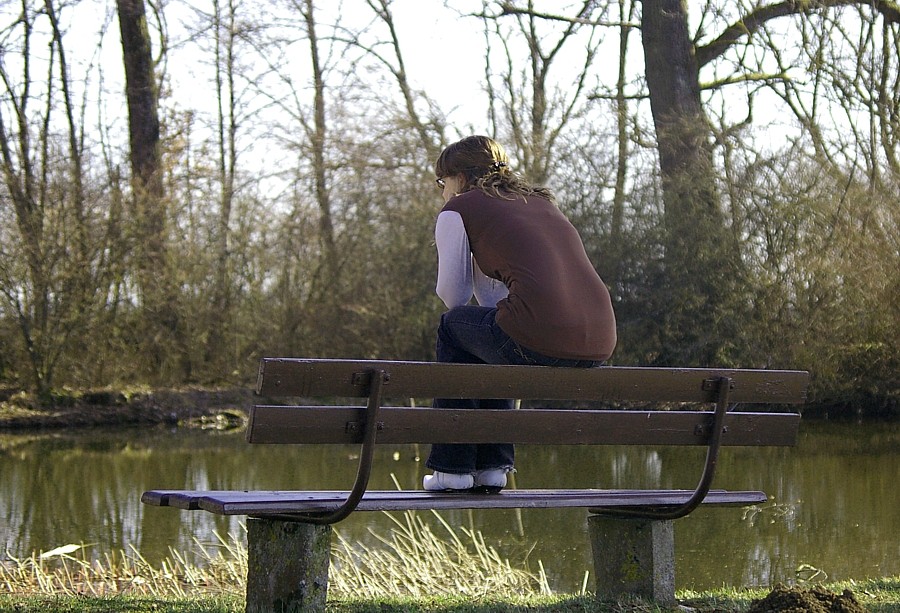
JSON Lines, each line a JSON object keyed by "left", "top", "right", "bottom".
{"left": 587, "top": 514, "right": 675, "bottom": 606}
{"left": 245, "top": 518, "right": 332, "bottom": 613}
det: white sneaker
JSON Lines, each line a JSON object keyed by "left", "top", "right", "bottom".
{"left": 423, "top": 471, "right": 474, "bottom": 491}
{"left": 474, "top": 469, "right": 508, "bottom": 489}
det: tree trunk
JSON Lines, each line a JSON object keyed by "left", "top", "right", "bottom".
{"left": 608, "top": 0, "right": 636, "bottom": 300}
{"left": 303, "top": 0, "right": 337, "bottom": 272}
{"left": 117, "top": 0, "right": 163, "bottom": 204}
{"left": 205, "top": 0, "right": 237, "bottom": 369}
{"left": 117, "top": 0, "right": 188, "bottom": 380}
{"left": 640, "top": 0, "right": 738, "bottom": 365}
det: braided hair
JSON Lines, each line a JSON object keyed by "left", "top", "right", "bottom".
{"left": 434, "top": 135, "right": 556, "bottom": 203}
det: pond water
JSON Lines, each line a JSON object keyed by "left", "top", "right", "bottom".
{"left": 1, "top": 419, "right": 897, "bottom": 593}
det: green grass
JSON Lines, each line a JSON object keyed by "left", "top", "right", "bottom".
{"left": 2, "top": 581, "right": 899, "bottom": 613}
{"left": 0, "top": 594, "right": 242, "bottom": 612}
{"left": 329, "top": 579, "right": 900, "bottom": 611}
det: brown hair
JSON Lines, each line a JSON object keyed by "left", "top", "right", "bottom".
{"left": 434, "top": 135, "right": 556, "bottom": 202}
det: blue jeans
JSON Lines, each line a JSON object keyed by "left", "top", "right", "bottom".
{"left": 426, "top": 305, "right": 602, "bottom": 475}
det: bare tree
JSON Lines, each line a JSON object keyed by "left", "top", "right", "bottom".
{"left": 491, "top": 0, "right": 898, "bottom": 366}
{"left": 0, "top": 1, "right": 105, "bottom": 393}
{"left": 302, "top": 0, "right": 337, "bottom": 271}
{"left": 486, "top": 0, "right": 605, "bottom": 184}
{"left": 639, "top": 0, "right": 742, "bottom": 365}
{"left": 607, "top": 0, "right": 638, "bottom": 294}
{"left": 201, "top": 0, "right": 240, "bottom": 367}
{"left": 117, "top": 0, "right": 194, "bottom": 381}
{"left": 117, "top": 0, "right": 164, "bottom": 241}
{"left": 358, "top": 0, "right": 446, "bottom": 160}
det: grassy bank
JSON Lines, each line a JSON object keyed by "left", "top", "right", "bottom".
{"left": 2, "top": 509, "right": 898, "bottom": 612}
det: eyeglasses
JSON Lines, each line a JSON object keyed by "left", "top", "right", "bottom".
{"left": 435, "top": 177, "right": 446, "bottom": 189}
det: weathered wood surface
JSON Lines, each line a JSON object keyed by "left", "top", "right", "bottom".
{"left": 257, "top": 358, "right": 810, "bottom": 404}
{"left": 142, "top": 488, "right": 767, "bottom": 515}
{"left": 247, "top": 405, "right": 801, "bottom": 446}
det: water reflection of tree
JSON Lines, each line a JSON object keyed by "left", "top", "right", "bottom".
{"left": 2, "top": 398, "right": 898, "bottom": 590}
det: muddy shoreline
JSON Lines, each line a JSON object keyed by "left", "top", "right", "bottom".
{"left": 1, "top": 386, "right": 896, "bottom": 431}
{"left": 0, "top": 388, "right": 254, "bottom": 430}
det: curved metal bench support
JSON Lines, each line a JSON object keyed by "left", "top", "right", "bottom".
{"left": 268, "top": 368, "right": 387, "bottom": 525}
{"left": 592, "top": 376, "right": 733, "bottom": 520}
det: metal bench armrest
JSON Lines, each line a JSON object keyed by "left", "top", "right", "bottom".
{"left": 277, "top": 369, "right": 387, "bottom": 524}
{"left": 593, "top": 376, "right": 732, "bottom": 519}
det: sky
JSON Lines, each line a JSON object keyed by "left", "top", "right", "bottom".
{"left": 51, "top": 0, "right": 513, "bottom": 167}
{"left": 25, "top": 0, "right": 810, "bottom": 174}
{"left": 167, "top": 0, "right": 498, "bottom": 132}
{"left": 153, "top": 0, "right": 623, "bottom": 138}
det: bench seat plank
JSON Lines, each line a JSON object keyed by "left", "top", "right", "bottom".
{"left": 247, "top": 406, "right": 801, "bottom": 446}
{"left": 257, "top": 359, "right": 810, "bottom": 404}
{"left": 142, "top": 488, "right": 767, "bottom": 514}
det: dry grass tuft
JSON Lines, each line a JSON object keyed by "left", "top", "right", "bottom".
{"left": 330, "top": 509, "right": 550, "bottom": 598}
{"left": 0, "top": 533, "right": 246, "bottom": 597}
{"left": 1, "top": 509, "right": 550, "bottom": 600}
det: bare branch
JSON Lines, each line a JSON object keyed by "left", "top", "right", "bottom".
{"left": 700, "top": 71, "right": 791, "bottom": 90}
{"left": 496, "top": 1, "right": 636, "bottom": 28}
{"left": 696, "top": 0, "right": 900, "bottom": 68}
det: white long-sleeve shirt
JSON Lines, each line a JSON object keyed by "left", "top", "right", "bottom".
{"left": 435, "top": 210, "right": 509, "bottom": 309}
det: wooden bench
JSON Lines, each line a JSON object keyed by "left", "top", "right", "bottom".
{"left": 143, "top": 358, "right": 808, "bottom": 611}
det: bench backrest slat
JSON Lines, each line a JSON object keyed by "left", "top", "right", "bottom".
{"left": 257, "top": 359, "right": 809, "bottom": 404}
{"left": 247, "top": 406, "right": 801, "bottom": 446}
